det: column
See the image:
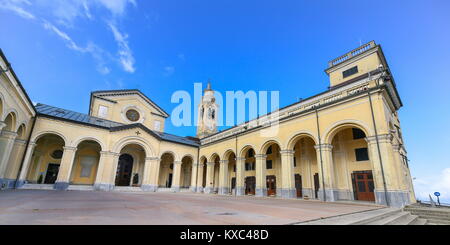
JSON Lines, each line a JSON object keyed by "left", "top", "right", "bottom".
{"left": 196, "top": 163, "right": 205, "bottom": 193}
{"left": 171, "top": 161, "right": 183, "bottom": 192}
{"left": 141, "top": 157, "right": 160, "bottom": 192}
{"left": 16, "top": 142, "right": 37, "bottom": 188}
{"left": 0, "top": 131, "right": 18, "bottom": 181}
{"left": 235, "top": 157, "right": 246, "bottom": 196}
{"left": 93, "top": 151, "right": 117, "bottom": 191}
{"left": 218, "top": 160, "right": 229, "bottom": 195}
{"left": 190, "top": 162, "right": 199, "bottom": 192}
{"left": 0, "top": 121, "right": 6, "bottom": 131}
{"left": 366, "top": 134, "right": 405, "bottom": 207}
{"left": 1, "top": 139, "right": 27, "bottom": 188}
{"left": 314, "top": 144, "right": 337, "bottom": 202}
{"left": 280, "top": 150, "right": 296, "bottom": 198}
{"left": 54, "top": 146, "right": 77, "bottom": 190}
{"left": 255, "top": 154, "right": 267, "bottom": 197}
{"left": 204, "top": 162, "right": 215, "bottom": 194}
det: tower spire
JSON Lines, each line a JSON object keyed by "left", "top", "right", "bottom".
{"left": 205, "top": 79, "right": 212, "bottom": 91}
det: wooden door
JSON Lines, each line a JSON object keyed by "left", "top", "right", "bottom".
{"left": 115, "top": 154, "right": 134, "bottom": 186}
{"left": 352, "top": 171, "right": 375, "bottom": 202}
{"left": 295, "top": 174, "right": 302, "bottom": 197}
{"left": 313, "top": 173, "right": 320, "bottom": 199}
{"left": 266, "top": 175, "right": 276, "bottom": 196}
{"left": 44, "top": 164, "right": 59, "bottom": 184}
{"left": 245, "top": 176, "right": 256, "bottom": 195}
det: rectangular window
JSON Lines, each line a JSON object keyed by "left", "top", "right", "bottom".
{"left": 80, "top": 156, "right": 97, "bottom": 177}
{"left": 154, "top": 120, "right": 161, "bottom": 131}
{"left": 342, "top": 66, "right": 358, "bottom": 78}
{"left": 98, "top": 105, "right": 108, "bottom": 118}
{"left": 266, "top": 160, "right": 273, "bottom": 169}
{"left": 355, "top": 148, "right": 369, "bottom": 161}
{"left": 246, "top": 162, "right": 255, "bottom": 171}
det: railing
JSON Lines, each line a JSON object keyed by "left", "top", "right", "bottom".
{"left": 328, "top": 41, "right": 376, "bottom": 68}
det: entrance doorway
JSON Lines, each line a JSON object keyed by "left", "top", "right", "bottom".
{"left": 295, "top": 174, "right": 302, "bottom": 197}
{"left": 245, "top": 176, "right": 256, "bottom": 195}
{"left": 266, "top": 175, "right": 276, "bottom": 196}
{"left": 167, "top": 173, "right": 173, "bottom": 188}
{"left": 352, "top": 171, "right": 375, "bottom": 202}
{"left": 115, "top": 154, "right": 133, "bottom": 186}
{"left": 314, "top": 173, "right": 320, "bottom": 199}
{"left": 44, "top": 164, "right": 59, "bottom": 184}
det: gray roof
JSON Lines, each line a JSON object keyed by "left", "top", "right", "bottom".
{"left": 36, "top": 103, "right": 124, "bottom": 128}
{"left": 36, "top": 103, "right": 199, "bottom": 147}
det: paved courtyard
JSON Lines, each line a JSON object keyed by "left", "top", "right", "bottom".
{"left": 0, "top": 190, "right": 381, "bottom": 225}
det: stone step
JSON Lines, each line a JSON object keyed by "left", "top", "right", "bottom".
{"left": 67, "top": 185, "right": 94, "bottom": 191}
{"left": 366, "top": 211, "right": 413, "bottom": 225}
{"left": 410, "top": 213, "right": 450, "bottom": 221}
{"left": 296, "top": 208, "right": 401, "bottom": 225}
{"left": 424, "top": 218, "right": 450, "bottom": 225}
{"left": 113, "top": 187, "right": 143, "bottom": 192}
{"left": 405, "top": 210, "right": 450, "bottom": 218}
{"left": 350, "top": 208, "right": 402, "bottom": 225}
{"left": 410, "top": 218, "right": 427, "bottom": 225}
{"left": 20, "top": 184, "right": 54, "bottom": 190}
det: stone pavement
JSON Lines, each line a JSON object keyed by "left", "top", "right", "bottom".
{"left": 0, "top": 190, "right": 381, "bottom": 225}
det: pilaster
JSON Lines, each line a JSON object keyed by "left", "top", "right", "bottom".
{"left": 93, "top": 151, "right": 118, "bottom": 191}
{"left": 235, "top": 157, "right": 246, "bottom": 196}
{"left": 280, "top": 150, "right": 296, "bottom": 198}
{"left": 314, "top": 144, "right": 338, "bottom": 202}
{"left": 171, "top": 161, "right": 183, "bottom": 192}
{"left": 255, "top": 154, "right": 267, "bottom": 197}
{"left": 141, "top": 157, "right": 160, "bottom": 192}
{"left": 0, "top": 131, "right": 18, "bottom": 179}
{"left": 218, "top": 160, "right": 229, "bottom": 195}
{"left": 54, "top": 146, "right": 77, "bottom": 190}
{"left": 204, "top": 162, "right": 215, "bottom": 194}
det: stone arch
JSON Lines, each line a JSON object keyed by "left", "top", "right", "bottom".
{"left": 71, "top": 136, "right": 106, "bottom": 151}
{"left": 209, "top": 153, "right": 220, "bottom": 162}
{"left": 113, "top": 136, "right": 154, "bottom": 157}
{"left": 2, "top": 111, "right": 17, "bottom": 132}
{"left": 160, "top": 150, "right": 179, "bottom": 162}
{"left": 181, "top": 153, "right": 195, "bottom": 162}
{"left": 286, "top": 130, "right": 318, "bottom": 150}
{"left": 222, "top": 149, "right": 236, "bottom": 160}
{"left": 239, "top": 144, "right": 256, "bottom": 158}
{"left": 70, "top": 139, "right": 102, "bottom": 186}
{"left": 199, "top": 155, "right": 207, "bottom": 164}
{"left": 323, "top": 119, "right": 372, "bottom": 144}
{"left": 32, "top": 130, "right": 68, "bottom": 145}
{"left": 16, "top": 123, "right": 27, "bottom": 140}
{"left": 24, "top": 132, "right": 66, "bottom": 184}
{"left": 259, "top": 139, "right": 282, "bottom": 154}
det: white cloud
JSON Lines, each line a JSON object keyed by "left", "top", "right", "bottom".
{"left": 95, "top": 0, "right": 136, "bottom": 16}
{"left": 0, "top": 0, "right": 35, "bottom": 19}
{"left": 0, "top": 0, "right": 137, "bottom": 74}
{"left": 414, "top": 168, "right": 450, "bottom": 203}
{"left": 108, "top": 22, "right": 136, "bottom": 73}
{"left": 42, "top": 21, "right": 111, "bottom": 74}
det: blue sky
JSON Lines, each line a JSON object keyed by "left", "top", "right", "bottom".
{"left": 1, "top": 0, "right": 449, "bottom": 202}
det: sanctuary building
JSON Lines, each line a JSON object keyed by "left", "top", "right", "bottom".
{"left": 0, "top": 41, "right": 415, "bottom": 207}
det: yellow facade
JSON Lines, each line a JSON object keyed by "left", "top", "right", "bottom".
{"left": 0, "top": 42, "right": 415, "bottom": 207}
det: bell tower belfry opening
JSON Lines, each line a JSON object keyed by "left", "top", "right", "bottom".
{"left": 196, "top": 81, "right": 218, "bottom": 138}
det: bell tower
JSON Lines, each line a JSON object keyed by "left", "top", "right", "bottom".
{"left": 196, "top": 81, "right": 218, "bottom": 138}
